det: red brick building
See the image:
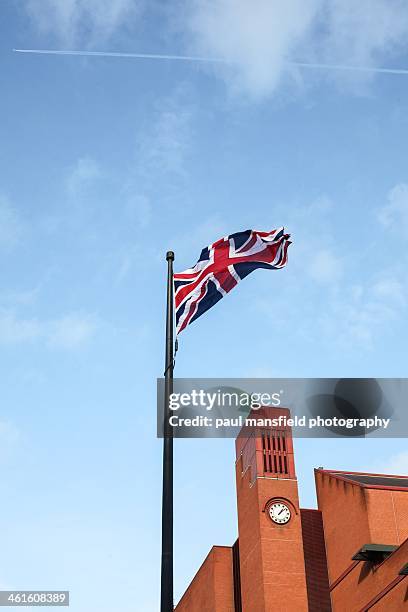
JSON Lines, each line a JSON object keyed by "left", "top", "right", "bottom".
{"left": 175, "top": 408, "right": 408, "bottom": 611}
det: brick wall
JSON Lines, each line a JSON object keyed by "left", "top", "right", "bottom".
{"left": 301, "top": 508, "right": 331, "bottom": 612}
{"left": 175, "top": 546, "right": 234, "bottom": 612}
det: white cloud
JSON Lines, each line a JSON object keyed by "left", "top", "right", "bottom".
{"left": 0, "top": 196, "right": 23, "bottom": 250}
{"left": 372, "top": 450, "right": 408, "bottom": 476}
{"left": 372, "top": 278, "right": 406, "bottom": 307}
{"left": 47, "top": 313, "right": 99, "bottom": 349}
{"left": 115, "top": 244, "right": 141, "bottom": 283}
{"left": 279, "top": 195, "right": 343, "bottom": 286}
{"left": 0, "top": 421, "right": 20, "bottom": 444}
{"left": 0, "top": 420, "right": 20, "bottom": 463}
{"left": 252, "top": 192, "right": 407, "bottom": 351}
{"left": 245, "top": 366, "right": 278, "bottom": 378}
{"left": 309, "top": 249, "right": 343, "bottom": 284}
{"left": 138, "top": 87, "right": 194, "bottom": 177}
{"left": 25, "top": 0, "right": 143, "bottom": 46}
{"left": 322, "top": 282, "right": 404, "bottom": 349}
{"left": 0, "top": 310, "right": 99, "bottom": 350}
{"left": 323, "top": 1, "right": 408, "bottom": 68}
{"left": 1, "top": 287, "right": 40, "bottom": 306}
{"left": 23, "top": 0, "right": 408, "bottom": 98}
{"left": 186, "top": 0, "right": 408, "bottom": 98}
{"left": 67, "top": 157, "right": 101, "bottom": 196}
{"left": 0, "top": 311, "right": 41, "bottom": 344}
{"left": 187, "top": 0, "right": 320, "bottom": 97}
{"left": 125, "top": 194, "right": 151, "bottom": 229}
{"left": 378, "top": 183, "right": 408, "bottom": 233}
{"left": 384, "top": 451, "right": 408, "bottom": 475}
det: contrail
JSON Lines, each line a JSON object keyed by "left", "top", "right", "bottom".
{"left": 13, "top": 48, "right": 225, "bottom": 63}
{"left": 12, "top": 48, "right": 408, "bottom": 75}
{"left": 290, "top": 61, "right": 408, "bottom": 75}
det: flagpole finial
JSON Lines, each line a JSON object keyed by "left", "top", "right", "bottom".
{"left": 166, "top": 251, "right": 175, "bottom": 261}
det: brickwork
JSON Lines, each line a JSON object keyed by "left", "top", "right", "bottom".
{"left": 301, "top": 509, "right": 331, "bottom": 611}
{"left": 235, "top": 408, "right": 308, "bottom": 612}
{"left": 330, "top": 538, "right": 408, "bottom": 611}
{"left": 175, "top": 546, "right": 234, "bottom": 612}
{"left": 315, "top": 469, "right": 408, "bottom": 611}
{"left": 175, "top": 419, "right": 408, "bottom": 612}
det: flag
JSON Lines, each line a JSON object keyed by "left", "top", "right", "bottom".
{"left": 174, "top": 228, "right": 291, "bottom": 334}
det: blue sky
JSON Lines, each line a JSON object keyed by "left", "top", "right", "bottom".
{"left": 1, "top": 1, "right": 408, "bottom": 610}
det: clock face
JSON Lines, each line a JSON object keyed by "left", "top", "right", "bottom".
{"left": 268, "top": 502, "right": 291, "bottom": 525}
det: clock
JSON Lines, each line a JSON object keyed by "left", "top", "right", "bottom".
{"left": 268, "top": 501, "right": 291, "bottom": 525}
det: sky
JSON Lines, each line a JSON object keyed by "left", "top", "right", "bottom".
{"left": 1, "top": 1, "right": 408, "bottom": 610}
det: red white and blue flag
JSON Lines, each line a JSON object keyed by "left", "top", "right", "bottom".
{"left": 174, "top": 228, "right": 291, "bottom": 334}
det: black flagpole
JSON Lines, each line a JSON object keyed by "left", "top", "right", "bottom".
{"left": 161, "top": 250, "right": 174, "bottom": 611}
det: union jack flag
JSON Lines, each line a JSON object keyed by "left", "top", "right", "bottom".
{"left": 174, "top": 228, "right": 291, "bottom": 334}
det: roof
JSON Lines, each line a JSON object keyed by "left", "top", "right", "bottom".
{"left": 315, "top": 469, "right": 408, "bottom": 491}
{"left": 338, "top": 474, "right": 408, "bottom": 488}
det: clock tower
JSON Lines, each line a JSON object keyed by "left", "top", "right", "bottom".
{"left": 235, "top": 407, "right": 309, "bottom": 611}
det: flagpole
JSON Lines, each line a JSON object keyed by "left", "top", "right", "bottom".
{"left": 161, "top": 250, "right": 174, "bottom": 612}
